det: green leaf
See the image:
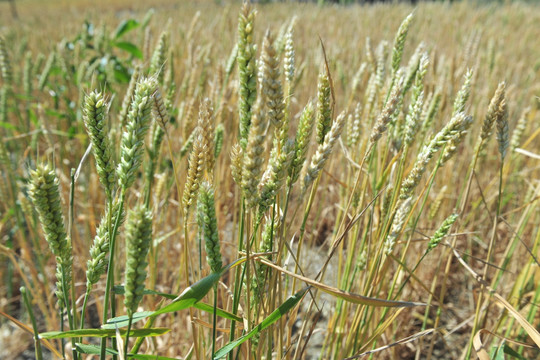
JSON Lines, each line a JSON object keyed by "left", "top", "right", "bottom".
{"left": 0, "top": 122, "right": 17, "bottom": 131}
{"left": 114, "top": 19, "right": 140, "bottom": 39}
{"left": 104, "top": 272, "right": 222, "bottom": 329}
{"left": 114, "top": 66, "right": 131, "bottom": 83}
{"left": 44, "top": 109, "right": 66, "bottom": 119}
{"left": 76, "top": 343, "right": 116, "bottom": 356}
{"left": 114, "top": 41, "right": 143, "bottom": 59}
{"left": 492, "top": 341, "right": 506, "bottom": 360}
{"left": 102, "top": 311, "right": 154, "bottom": 330}
{"left": 153, "top": 272, "right": 222, "bottom": 316}
{"left": 213, "top": 287, "right": 308, "bottom": 359}
{"left": 75, "top": 343, "right": 180, "bottom": 360}
{"left": 113, "top": 285, "right": 176, "bottom": 300}
{"left": 193, "top": 302, "right": 242, "bottom": 323}
{"left": 39, "top": 327, "right": 169, "bottom": 339}
{"left": 503, "top": 344, "right": 528, "bottom": 360}
{"left": 113, "top": 285, "right": 242, "bottom": 322}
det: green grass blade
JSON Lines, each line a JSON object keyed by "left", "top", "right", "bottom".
{"left": 40, "top": 327, "right": 169, "bottom": 339}
{"left": 114, "top": 41, "right": 143, "bottom": 59}
{"left": 213, "top": 287, "right": 308, "bottom": 359}
{"left": 113, "top": 19, "right": 140, "bottom": 39}
{"left": 153, "top": 271, "right": 222, "bottom": 316}
{"left": 76, "top": 343, "right": 180, "bottom": 360}
{"left": 102, "top": 311, "right": 154, "bottom": 330}
{"left": 113, "top": 285, "right": 242, "bottom": 322}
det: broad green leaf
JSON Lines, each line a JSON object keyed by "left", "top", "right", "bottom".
{"left": 114, "top": 66, "right": 131, "bottom": 83}
{"left": 40, "top": 327, "right": 169, "bottom": 339}
{"left": 44, "top": 109, "right": 66, "bottom": 119}
{"left": 503, "top": 344, "right": 528, "bottom": 360}
{"left": 113, "top": 285, "right": 176, "bottom": 300}
{"left": 114, "top": 19, "right": 140, "bottom": 39}
{"left": 105, "top": 272, "right": 221, "bottom": 329}
{"left": 102, "top": 311, "right": 154, "bottom": 330}
{"left": 0, "top": 122, "right": 17, "bottom": 131}
{"left": 213, "top": 287, "right": 308, "bottom": 359}
{"left": 76, "top": 343, "right": 180, "bottom": 360}
{"left": 112, "top": 285, "right": 242, "bottom": 322}
{"left": 492, "top": 341, "right": 506, "bottom": 360}
{"left": 193, "top": 302, "right": 242, "bottom": 323}
{"left": 153, "top": 272, "right": 222, "bottom": 316}
{"left": 114, "top": 41, "right": 143, "bottom": 59}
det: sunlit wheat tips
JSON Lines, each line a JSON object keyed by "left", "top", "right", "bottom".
{"left": 197, "top": 182, "right": 222, "bottom": 273}
{"left": 441, "top": 111, "right": 474, "bottom": 164}
{"left": 369, "top": 76, "right": 404, "bottom": 144}
{"left": 384, "top": 197, "right": 412, "bottom": 255}
{"left": 404, "top": 53, "right": 428, "bottom": 146}
{"left": 124, "top": 205, "right": 153, "bottom": 315}
{"left": 478, "top": 81, "right": 506, "bottom": 153}
{"left": 347, "top": 102, "right": 362, "bottom": 147}
{"left": 452, "top": 68, "right": 473, "bottom": 117}
{"left": 237, "top": 2, "right": 258, "bottom": 149}
{"left": 283, "top": 23, "right": 295, "bottom": 97}
{"left": 302, "top": 111, "right": 346, "bottom": 194}
{"left": 117, "top": 77, "right": 157, "bottom": 191}
{"left": 28, "top": 164, "right": 72, "bottom": 303}
{"left": 390, "top": 12, "right": 414, "bottom": 81}
{"left": 400, "top": 112, "right": 473, "bottom": 200}
{"left": 83, "top": 91, "right": 115, "bottom": 197}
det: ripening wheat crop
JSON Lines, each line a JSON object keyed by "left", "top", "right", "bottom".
{"left": 0, "top": 1, "right": 539, "bottom": 359}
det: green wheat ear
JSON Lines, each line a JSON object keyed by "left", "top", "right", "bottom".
{"left": 124, "top": 205, "right": 153, "bottom": 315}
{"left": 237, "top": 2, "right": 257, "bottom": 149}
{"left": 82, "top": 90, "right": 115, "bottom": 197}
{"left": 197, "top": 182, "right": 222, "bottom": 273}
{"left": 28, "top": 164, "right": 72, "bottom": 303}
{"left": 86, "top": 202, "right": 125, "bottom": 290}
{"left": 117, "top": 77, "right": 157, "bottom": 191}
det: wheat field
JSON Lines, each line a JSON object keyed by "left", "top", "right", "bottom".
{"left": 0, "top": 0, "right": 539, "bottom": 359}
